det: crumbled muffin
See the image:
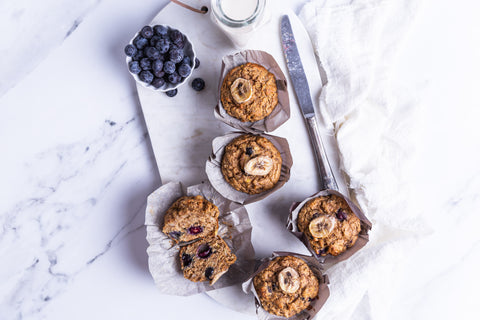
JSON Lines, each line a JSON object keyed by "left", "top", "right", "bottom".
{"left": 162, "top": 195, "right": 219, "bottom": 243}
{"left": 221, "top": 134, "right": 282, "bottom": 195}
{"left": 297, "top": 194, "right": 362, "bottom": 256}
{"left": 253, "top": 256, "right": 319, "bottom": 318}
{"left": 220, "top": 62, "right": 278, "bottom": 122}
{"left": 179, "top": 235, "right": 237, "bottom": 285}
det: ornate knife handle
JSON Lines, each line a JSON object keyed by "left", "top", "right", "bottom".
{"left": 305, "top": 116, "right": 338, "bottom": 191}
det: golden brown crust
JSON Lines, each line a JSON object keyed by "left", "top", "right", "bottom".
{"left": 162, "top": 195, "right": 219, "bottom": 243}
{"left": 253, "top": 256, "right": 319, "bottom": 318}
{"left": 221, "top": 134, "right": 282, "bottom": 195}
{"left": 179, "top": 235, "right": 237, "bottom": 285}
{"left": 297, "top": 195, "right": 361, "bottom": 256}
{"left": 220, "top": 62, "right": 278, "bottom": 122}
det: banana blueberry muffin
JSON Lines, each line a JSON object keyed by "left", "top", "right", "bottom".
{"left": 220, "top": 62, "right": 278, "bottom": 122}
{"left": 162, "top": 195, "right": 219, "bottom": 243}
{"left": 297, "top": 194, "right": 361, "bottom": 256}
{"left": 221, "top": 134, "right": 282, "bottom": 195}
{"left": 253, "top": 256, "right": 319, "bottom": 318}
{"left": 179, "top": 235, "right": 237, "bottom": 285}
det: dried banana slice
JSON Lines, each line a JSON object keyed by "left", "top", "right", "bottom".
{"left": 309, "top": 215, "right": 336, "bottom": 238}
{"left": 244, "top": 156, "right": 273, "bottom": 176}
{"left": 278, "top": 267, "right": 300, "bottom": 294}
{"left": 230, "top": 78, "right": 253, "bottom": 104}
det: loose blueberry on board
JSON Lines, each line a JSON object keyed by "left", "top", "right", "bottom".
{"left": 140, "top": 58, "right": 152, "bottom": 70}
{"left": 178, "top": 63, "right": 192, "bottom": 78}
{"left": 163, "top": 61, "right": 176, "bottom": 74}
{"left": 165, "top": 89, "right": 178, "bottom": 97}
{"left": 139, "top": 71, "right": 154, "bottom": 84}
{"left": 140, "top": 26, "right": 154, "bottom": 39}
{"left": 205, "top": 267, "right": 214, "bottom": 280}
{"left": 182, "top": 253, "right": 193, "bottom": 268}
{"left": 154, "top": 25, "right": 168, "bottom": 36}
{"left": 133, "top": 35, "right": 148, "bottom": 49}
{"left": 128, "top": 61, "right": 141, "bottom": 74}
{"left": 191, "top": 78, "right": 205, "bottom": 91}
{"left": 194, "top": 58, "right": 200, "bottom": 69}
{"left": 151, "top": 77, "right": 166, "bottom": 89}
{"left": 124, "top": 44, "right": 137, "bottom": 57}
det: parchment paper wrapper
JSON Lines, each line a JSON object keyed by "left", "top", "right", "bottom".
{"left": 205, "top": 132, "right": 293, "bottom": 205}
{"left": 287, "top": 190, "right": 372, "bottom": 269}
{"left": 145, "top": 181, "right": 256, "bottom": 296}
{"left": 242, "top": 252, "right": 330, "bottom": 320}
{"left": 215, "top": 50, "right": 290, "bottom": 133}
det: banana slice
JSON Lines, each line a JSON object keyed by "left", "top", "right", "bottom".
{"left": 278, "top": 267, "right": 300, "bottom": 294}
{"left": 308, "top": 215, "right": 336, "bottom": 238}
{"left": 244, "top": 156, "right": 273, "bottom": 176}
{"left": 230, "top": 78, "right": 253, "bottom": 104}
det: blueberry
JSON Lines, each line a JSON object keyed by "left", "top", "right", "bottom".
{"left": 168, "top": 72, "right": 182, "bottom": 84}
{"left": 188, "top": 226, "right": 203, "bottom": 235}
{"left": 133, "top": 35, "right": 148, "bottom": 50}
{"left": 145, "top": 46, "right": 160, "bottom": 60}
{"left": 194, "top": 58, "right": 200, "bottom": 69}
{"left": 128, "top": 61, "right": 141, "bottom": 74}
{"left": 336, "top": 209, "right": 348, "bottom": 221}
{"left": 155, "top": 38, "right": 170, "bottom": 54}
{"left": 165, "top": 89, "right": 178, "bottom": 97}
{"left": 124, "top": 44, "right": 137, "bottom": 57}
{"left": 132, "top": 50, "right": 144, "bottom": 61}
{"left": 163, "top": 61, "right": 176, "bottom": 74}
{"left": 141, "top": 26, "right": 153, "bottom": 39}
{"left": 149, "top": 35, "right": 161, "bottom": 47}
{"left": 182, "top": 253, "right": 192, "bottom": 268}
{"left": 205, "top": 267, "right": 214, "bottom": 280}
{"left": 182, "top": 56, "right": 192, "bottom": 66}
{"left": 139, "top": 71, "right": 154, "bottom": 84}
{"left": 153, "top": 69, "right": 165, "bottom": 78}
{"left": 152, "top": 59, "right": 163, "bottom": 73}
{"left": 154, "top": 25, "right": 168, "bottom": 36}
{"left": 245, "top": 147, "right": 253, "bottom": 155}
{"left": 177, "top": 63, "right": 192, "bottom": 78}
{"left": 168, "top": 48, "right": 184, "bottom": 64}
{"left": 191, "top": 78, "right": 205, "bottom": 91}
{"left": 318, "top": 247, "right": 328, "bottom": 255}
{"left": 197, "top": 244, "right": 212, "bottom": 259}
{"left": 168, "top": 231, "right": 181, "bottom": 240}
{"left": 170, "top": 30, "right": 184, "bottom": 46}
{"left": 151, "top": 77, "right": 165, "bottom": 89}
{"left": 140, "top": 58, "right": 151, "bottom": 70}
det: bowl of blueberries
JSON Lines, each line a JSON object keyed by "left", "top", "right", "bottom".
{"left": 125, "top": 24, "right": 197, "bottom": 94}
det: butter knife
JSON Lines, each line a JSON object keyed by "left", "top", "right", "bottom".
{"left": 280, "top": 15, "right": 338, "bottom": 191}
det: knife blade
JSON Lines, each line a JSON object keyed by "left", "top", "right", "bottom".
{"left": 280, "top": 15, "right": 338, "bottom": 191}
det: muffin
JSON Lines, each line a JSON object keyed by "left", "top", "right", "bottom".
{"left": 220, "top": 62, "right": 278, "bottom": 122}
{"left": 162, "top": 195, "right": 219, "bottom": 243}
{"left": 221, "top": 134, "right": 282, "bottom": 195}
{"left": 253, "top": 256, "right": 319, "bottom": 318}
{"left": 297, "top": 194, "right": 362, "bottom": 256}
{"left": 179, "top": 235, "right": 237, "bottom": 285}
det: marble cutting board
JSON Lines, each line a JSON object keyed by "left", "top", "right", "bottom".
{"left": 136, "top": 0, "right": 348, "bottom": 314}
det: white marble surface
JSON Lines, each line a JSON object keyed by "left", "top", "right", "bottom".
{"left": 0, "top": 0, "right": 479, "bottom": 319}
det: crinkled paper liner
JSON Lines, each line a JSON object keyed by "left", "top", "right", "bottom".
{"left": 215, "top": 50, "right": 290, "bottom": 133}
{"left": 145, "top": 181, "right": 256, "bottom": 296}
{"left": 205, "top": 132, "right": 293, "bottom": 205}
{"left": 242, "top": 252, "right": 330, "bottom": 320}
{"left": 287, "top": 190, "right": 372, "bottom": 269}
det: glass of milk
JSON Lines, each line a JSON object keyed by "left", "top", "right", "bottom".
{"left": 210, "top": 0, "right": 268, "bottom": 48}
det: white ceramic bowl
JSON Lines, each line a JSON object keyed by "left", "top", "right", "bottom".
{"left": 125, "top": 24, "right": 196, "bottom": 92}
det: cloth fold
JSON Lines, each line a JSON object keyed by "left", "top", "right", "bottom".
{"left": 298, "top": 0, "right": 426, "bottom": 318}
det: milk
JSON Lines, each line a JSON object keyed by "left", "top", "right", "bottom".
{"left": 221, "top": 0, "right": 258, "bottom": 21}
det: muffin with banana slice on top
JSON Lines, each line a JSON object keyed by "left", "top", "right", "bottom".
{"left": 253, "top": 256, "right": 319, "bottom": 318}
{"left": 297, "top": 194, "right": 362, "bottom": 256}
{"left": 220, "top": 62, "right": 278, "bottom": 122}
{"left": 221, "top": 134, "right": 282, "bottom": 195}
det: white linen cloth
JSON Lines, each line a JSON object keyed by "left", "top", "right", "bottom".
{"left": 298, "top": 0, "right": 425, "bottom": 318}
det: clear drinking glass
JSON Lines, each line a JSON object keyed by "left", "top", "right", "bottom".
{"left": 210, "top": 0, "right": 267, "bottom": 48}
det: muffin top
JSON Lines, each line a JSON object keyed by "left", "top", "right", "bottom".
{"left": 297, "top": 194, "right": 362, "bottom": 256}
{"left": 162, "top": 195, "right": 219, "bottom": 243}
{"left": 220, "top": 62, "right": 278, "bottom": 122}
{"left": 253, "top": 256, "right": 319, "bottom": 318}
{"left": 179, "top": 235, "right": 237, "bottom": 285}
{"left": 221, "top": 134, "right": 282, "bottom": 195}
